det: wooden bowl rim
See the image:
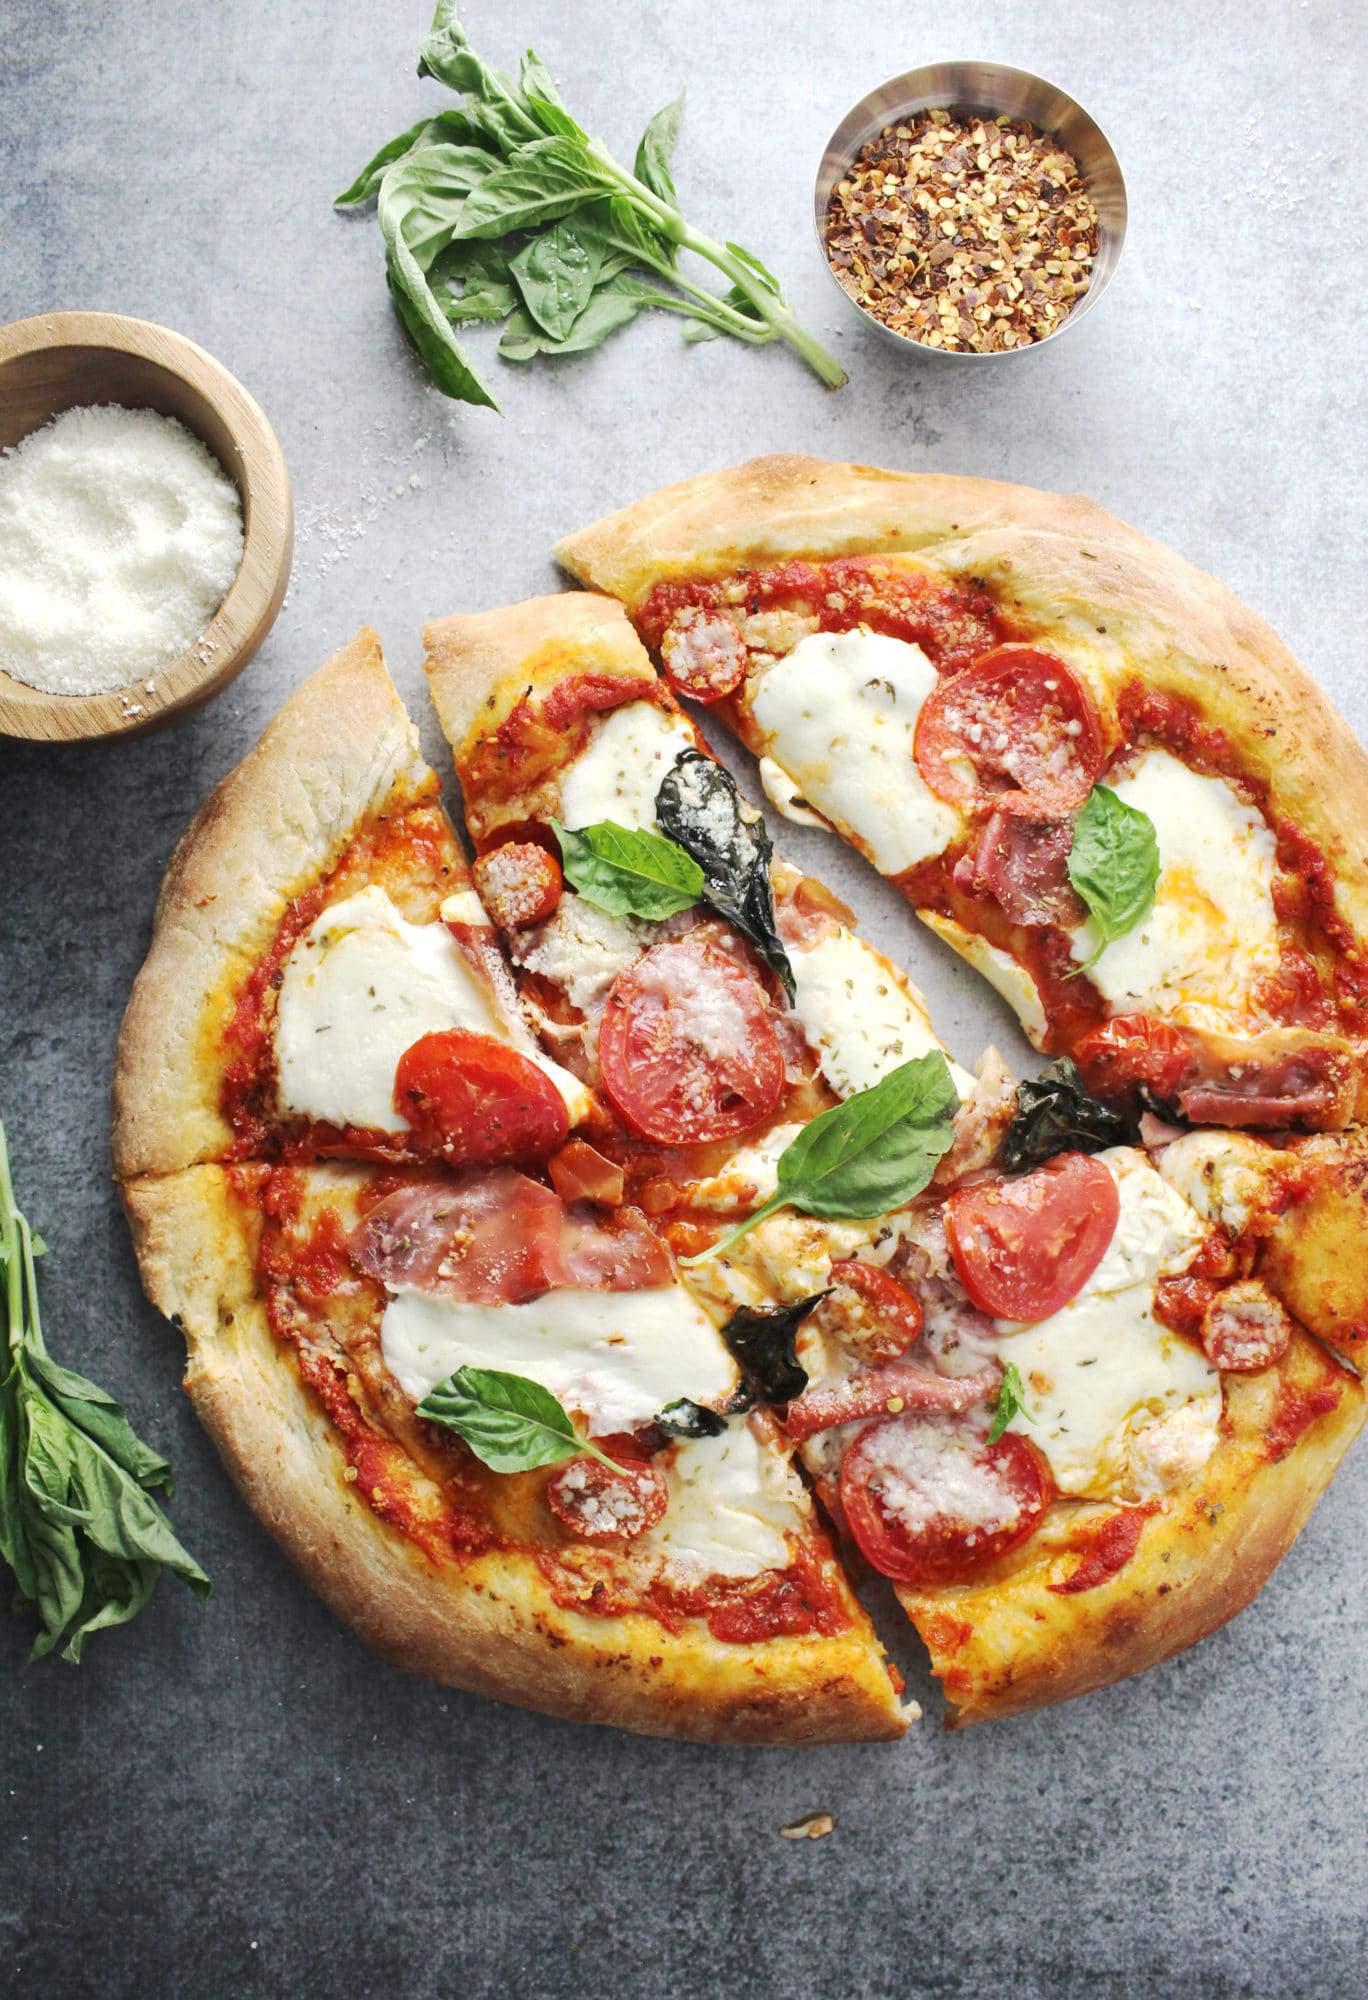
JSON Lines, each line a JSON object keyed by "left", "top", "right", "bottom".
{"left": 0, "top": 310, "right": 293, "bottom": 744}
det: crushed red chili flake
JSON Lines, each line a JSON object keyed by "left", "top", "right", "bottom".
{"left": 823, "top": 107, "right": 1100, "bottom": 353}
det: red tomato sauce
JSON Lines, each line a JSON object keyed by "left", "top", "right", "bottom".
{"left": 1048, "top": 1503, "right": 1158, "bottom": 1595}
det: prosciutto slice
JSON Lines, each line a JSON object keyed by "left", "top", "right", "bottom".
{"left": 1175, "top": 1027, "right": 1354, "bottom": 1130}
{"left": 350, "top": 1170, "right": 673, "bottom": 1305}
{"left": 784, "top": 1357, "right": 1000, "bottom": 1443}
{"left": 957, "top": 811, "right": 1086, "bottom": 929}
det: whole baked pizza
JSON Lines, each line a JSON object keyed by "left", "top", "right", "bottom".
{"left": 116, "top": 459, "right": 1368, "bottom": 1741}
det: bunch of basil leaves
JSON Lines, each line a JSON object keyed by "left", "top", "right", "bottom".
{"left": 336, "top": 3, "right": 846, "bottom": 408}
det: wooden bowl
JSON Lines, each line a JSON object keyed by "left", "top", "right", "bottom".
{"left": 0, "top": 311, "right": 293, "bottom": 743}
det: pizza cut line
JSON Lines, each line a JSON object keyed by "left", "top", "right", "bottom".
{"left": 114, "top": 463, "right": 1368, "bottom": 1741}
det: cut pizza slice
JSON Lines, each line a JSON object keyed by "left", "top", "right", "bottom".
{"left": 555, "top": 455, "right": 1368, "bottom": 1137}
{"left": 113, "top": 628, "right": 592, "bottom": 1182}
{"left": 423, "top": 590, "right": 1367, "bottom": 1725}
{"left": 114, "top": 631, "right": 905, "bottom": 1743}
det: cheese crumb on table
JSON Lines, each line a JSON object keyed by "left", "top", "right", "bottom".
{"left": 0, "top": 402, "right": 244, "bottom": 696}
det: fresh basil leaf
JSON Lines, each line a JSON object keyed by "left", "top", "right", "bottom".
{"left": 634, "top": 93, "right": 684, "bottom": 206}
{"left": 987, "top": 1363, "right": 1033, "bottom": 1446}
{"left": 0, "top": 1120, "right": 209, "bottom": 1663}
{"left": 418, "top": 1365, "right": 627, "bottom": 1475}
{"left": 378, "top": 144, "right": 501, "bottom": 408}
{"left": 511, "top": 210, "right": 606, "bottom": 340}
{"left": 388, "top": 258, "right": 502, "bottom": 408}
{"left": 1067, "top": 785, "right": 1160, "bottom": 972}
{"left": 725, "top": 240, "right": 783, "bottom": 295}
{"left": 417, "top": 4, "right": 539, "bottom": 152}
{"left": 519, "top": 47, "right": 585, "bottom": 142}
{"left": 655, "top": 750, "right": 795, "bottom": 1003}
{"left": 682, "top": 281, "right": 766, "bottom": 344}
{"left": 721, "top": 1294, "right": 826, "bottom": 1406}
{"left": 1000, "top": 1058, "right": 1135, "bottom": 1173}
{"left": 654, "top": 1398, "right": 727, "bottom": 1441}
{"left": 453, "top": 136, "right": 615, "bottom": 242}
{"left": 335, "top": 110, "right": 497, "bottom": 207}
{"left": 436, "top": 239, "right": 518, "bottom": 323}
{"left": 498, "top": 273, "right": 658, "bottom": 359}
{"left": 553, "top": 818, "right": 702, "bottom": 921}
{"left": 686, "top": 1054, "right": 960, "bottom": 1265}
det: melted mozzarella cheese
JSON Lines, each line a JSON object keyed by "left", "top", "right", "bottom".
{"left": 758, "top": 754, "right": 830, "bottom": 829}
{"left": 643, "top": 1420, "right": 807, "bottom": 1578}
{"left": 995, "top": 1147, "right": 1218, "bottom": 1499}
{"left": 918, "top": 911, "right": 1049, "bottom": 1046}
{"left": 512, "top": 896, "right": 650, "bottom": 1015}
{"left": 748, "top": 631, "right": 961, "bottom": 872}
{"left": 1070, "top": 750, "right": 1281, "bottom": 1025}
{"left": 274, "top": 886, "right": 590, "bottom": 1129}
{"left": 1157, "top": 1129, "right": 1277, "bottom": 1235}
{"left": 380, "top": 1285, "right": 738, "bottom": 1432}
{"left": 558, "top": 701, "right": 697, "bottom": 832}
{"left": 789, "top": 923, "right": 973, "bottom": 1099}
{"left": 688, "top": 1122, "right": 805, "bottom": 1213}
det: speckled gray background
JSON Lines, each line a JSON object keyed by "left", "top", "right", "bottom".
{"left": 3, "top": 2, "right": 1366, "bottom": 1994}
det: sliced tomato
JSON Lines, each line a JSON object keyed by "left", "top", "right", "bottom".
{"left": 660, "top": 607, "right": 749, "bottom": 703}
{"left": 545, "top": 1446, "right": 669, "bottom": 1542}
{"left": 913, "top": 646, "right": 1105, "bottom": 816}
{"left": 945, "top": 1152, "right": 1119, "bottom": 1322}
{"left": 1076, "top": 1014, "right": 1190, "bottom": 1100}
{"left": 597, "top": 935, "right": 785, "bottom": 1144}
{"left": 826, "top": 1258, "right": 925, "bottom": 1361}
{"left": 393, "top": 1029, "right": 568, "bottom": 1168}
{"left": 839, "top": 1414, "right": 1054, "bottom": 1585}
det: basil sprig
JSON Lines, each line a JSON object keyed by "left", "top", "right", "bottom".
{"left": 0, "top": 1121, "right": 210, "bottom": 1661}
{"left": 335, "top": 5, "right": 845, "bottom": 407}
{"left": 418, "top": 1365, "right": 629, "bottom": 1475}
{"left": 987, "top": 1363, "right": 1034, "bottom": 1446}
{"left": 1067, "top": 785, "right": 1161, "bottom": 973}
{"left": 1000, "top": 1058, "right": 1135, "bottom": 1172}
{"left": 554, "top": 818, "right": 703, "bottom": 921}
{"left": 684, "top": 1053, "right": 960, "bottom": 1266}
{"left": 656, "top": 751, "right": 796, "bottom": 1003}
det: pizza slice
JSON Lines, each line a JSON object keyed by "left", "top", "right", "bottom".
{"left": 422, "top": 591, "right": 1365, "bottom": 1725}
{"left": 555, "top": 455, "right": 1368, "bottom": 1140}
{"left": 114, "top": 632, "right": 904, "bottom": 1742}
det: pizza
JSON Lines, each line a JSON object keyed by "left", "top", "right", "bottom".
{"left": 421, "top": 589, "right": 1364, "bottom": 1725}
{"left": 113, "top": 464, "right": 1368, "bottom": 1740}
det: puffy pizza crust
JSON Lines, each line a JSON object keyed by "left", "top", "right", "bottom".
{"left": 121, "top": 1164, "right": 906, "bottom": 1744}
{"left": 113, "top": 629, "right": 430, "bottom": 1178}
{"left": 899, "top": 1326, "right": 1363, "bottom": 1726}
{"left": 555, "top": 453, "right": 1368, "bottom": 960}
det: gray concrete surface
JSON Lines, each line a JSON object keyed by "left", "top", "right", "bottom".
{"left": 3, "top": 2, "right": 1366, "bottom": 1994}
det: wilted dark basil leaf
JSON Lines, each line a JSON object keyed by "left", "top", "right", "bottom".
{"left": 653, "top": 1398, "right": 728, "bottom": 1441}
{"left": 655, "top": 750, "right": 795, "bottom": 1002}
{"left": 721, "top": 1292, "right": 828, "bottom": 1406}
{"left": 1000, "top": 1058, "right": 1136, "bottom": 1172}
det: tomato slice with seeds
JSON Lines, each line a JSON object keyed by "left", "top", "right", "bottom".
{"left": 914, "top": 645, "right": 1105, "bottom": 816}
{"left": 598, "top": 935, "right": 785, "bottom": 1145}
{"left": 545, "top": 1445, "right": 669, "bottom": 1542}
{"left": 1076, "top": 1013, "right": 1191, "bottom": 1100}
{"left": 945, "top": 1152, "right": 1119, "bottom": 1323}
{"left": 839, "top": 1414, "right": 1054, "bottom": 1585}
{"left": 393, "top": 1029, "right": 568, "bottom": 1168}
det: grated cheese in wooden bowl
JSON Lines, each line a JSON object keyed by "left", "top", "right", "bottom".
{"left": 0, "top": 403, "right": 244, "bottom": 696}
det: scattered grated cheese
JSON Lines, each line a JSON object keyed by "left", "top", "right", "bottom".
{"left": 780, "top": 1813, "right": 836, "bottom": 1840}
{"left": 0, "top": 403, "right": 244, "bottom": 696}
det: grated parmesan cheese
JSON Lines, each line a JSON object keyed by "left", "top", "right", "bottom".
{"left": 0, "top": 403, "right": 244, "bottom": 696}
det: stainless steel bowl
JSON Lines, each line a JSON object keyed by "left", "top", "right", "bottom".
{"left": 814, "top": 61, "right": 1128, "bottom": 361}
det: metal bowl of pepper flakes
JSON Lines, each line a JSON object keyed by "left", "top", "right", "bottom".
{"left": 815, "top": 61, "right": 1127, "bottom": 358}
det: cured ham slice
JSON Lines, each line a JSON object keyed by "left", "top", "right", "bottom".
{"left": 350, "top": 1170, "right": 673, "bottom": 1305}
{"left": 784, "top": 1357, "right": 999, "bottom": 1443}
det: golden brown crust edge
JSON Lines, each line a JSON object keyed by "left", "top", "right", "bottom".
{"left": 423, "top": 592, "right": 652, "bottom": 749}
{"left": 122, "top": 1165, "right": 906, "bottom": 1744}
{"left": 112, "top": 629, "right": 429, "bottom": 1180}
{"left": 902, "top": 1332, "right": 1364, "bottom": 1727}
{"left": 555, "top": 454, "right": 1368, "bottom": 951}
